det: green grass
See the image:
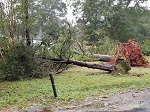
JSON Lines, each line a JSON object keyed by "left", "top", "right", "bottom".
{"left": 0, "top": 57, "right": 150, "bottom": 110}
{"left": 146, "top": 56, "right": 150, "bottom": 61}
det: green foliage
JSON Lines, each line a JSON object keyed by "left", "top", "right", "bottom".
{"left": 0, "top": 41, "right": 47, "bottom": 81}
{"left": 141, "top": 39, "right": 150, "bottom": 56}
{"left": 44, "top": 36, "right": 73, "bottom": 59}
{"left": 74, "top": 0, "right": 150, "bottom": 43}
{"left": 71, "top": 54, "right": 94, "bottom": 61}
{"left": 30, "top": 0, "right": 66, "bottom": 40}
{"left": 112, "top": 60, "right": 131, "bottom": 76}
{"left": 88, "top": 37, "right": 118, "bottom": 55}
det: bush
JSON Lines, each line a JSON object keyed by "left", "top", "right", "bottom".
{"left": 141, "top": 39, "right": 150, "bottom": 56}
{"left": 88, "top": 37, "right": 118, "bottom": 55}
{"left": 0, "top": 41, "right": 47, "bottom": 81}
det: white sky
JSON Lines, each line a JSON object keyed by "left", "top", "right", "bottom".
{"left": 62, "top": 0, "right": 75, "bottom": 23}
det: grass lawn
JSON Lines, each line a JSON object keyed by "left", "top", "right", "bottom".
{"left": 0, "top": 57, "right": 150, "bottom": 110}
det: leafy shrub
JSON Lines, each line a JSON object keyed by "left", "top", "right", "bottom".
{"left": 0, "top": 41, "right": 47, "bottom": 81}
{"left": 47, "top": 36, "right": 73, "bottom": 58}
{"left": 141, "top": 39, "right": 150, "bottom": 56}
{"left": 88, "top": 37, "right": 118, "bottom": 55}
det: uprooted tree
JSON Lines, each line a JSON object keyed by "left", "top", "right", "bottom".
{"left": 38, "top": 56, "right": 131, "bottom": 74}
{"left": 110, "top": 40, "right": 149, "bottom": 67}
{"left": 39, "top": 40, "right": 150, "bottom": 74}
{"left": 93, "top": 40, "right": 149, "bottom": 67}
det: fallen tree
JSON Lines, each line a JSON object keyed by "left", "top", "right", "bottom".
{"left": 38, "top": 56, "right": 131, "bottom": 73}
{"left": 36, "top": 40, "right": 149, "bottom": 74}
{"left": 38, "top": 56, "right": 113, "bottom": 72}
{"left": 110, "top": 40, "right": 149, "bottom": 67}
{"left": 93, "top": 40, "right": 149, "bottom": 67}
{"left": 93, "top": 54, "right": 123, "bottom": 63}
{"left": 93, "top": 54, "right": 112, "bottom": 62}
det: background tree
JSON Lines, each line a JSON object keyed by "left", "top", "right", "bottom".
{"left": 72, "top": 0, "right": 150, "bottom": 43}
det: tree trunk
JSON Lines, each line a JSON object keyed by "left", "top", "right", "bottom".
{"left": 93, "top": 54, "right": 112, "bottom": 62}
{"left": 23, "top": 0, "right": 31, "bottom": 45}
{"left": 38, "top": 56, "right": 113, "bottom": 72}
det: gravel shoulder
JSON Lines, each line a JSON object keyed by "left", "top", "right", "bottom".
{"left": 55, "top": 88, "right": 150, "bottom": 112}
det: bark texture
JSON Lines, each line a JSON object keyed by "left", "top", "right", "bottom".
{"left": 93, "top": 54, "right": 112, "bottom": 62}
{"left": 38, "top": 56, "right": 113, "bottom": 72}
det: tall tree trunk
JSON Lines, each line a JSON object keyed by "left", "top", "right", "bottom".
{"left": 0, "top": 2, "right": 5, "bottom": 35}
{"left": 23, "top": 0, "right": 31, "bottom": 45}
{"left": 9, "top": 0, "right": 15, "bottom": 42}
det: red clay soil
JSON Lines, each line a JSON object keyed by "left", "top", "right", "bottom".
{"left": 110, "top": 39, "right": 149, "bottom": 67}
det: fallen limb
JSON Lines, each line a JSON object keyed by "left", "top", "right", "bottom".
{"left": 38, "top": 56, "right": 131, "bottom": 74}
{"left": 38, "top": 56, "right": 113, "bottom": 72}
{"left": 93, "top": 54, "right": 112, "bottom": 62}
